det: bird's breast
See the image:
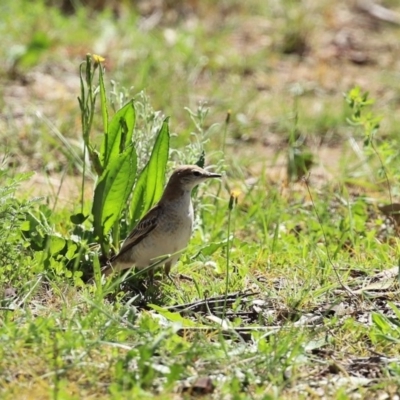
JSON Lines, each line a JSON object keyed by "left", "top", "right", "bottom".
{"left": 161, "top": 201, "right": 193, "bottom": 235}
{"left": 117, "top": 199, "right": 194, "bottom": 269}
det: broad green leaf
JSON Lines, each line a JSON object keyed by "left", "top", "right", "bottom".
{"left": 20, "top": 220, "right": 30, "bottom": 231}
{"left": 93, "top": 145, "right": 137, "bottom": 240}
{"left": 129, "top": 119, "right": 170, "bottom": 227}
{"left": 65, "top": 242, "right": 78, "bottom": 260}
{"left": 100, "top": 101, "right": 135, "bottom": 168}
{"left": 49, "top": 235, "right": 66, "bottom": 255}
{"left": 193, "top": 239, "right": 228, "bottom": 258}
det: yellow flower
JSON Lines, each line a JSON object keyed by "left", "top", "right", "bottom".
{"left": 91, "top": 54, "right": 105, "bottom": 65}
{"left": 229, "top": 190, "right": 240, "bottom": 210}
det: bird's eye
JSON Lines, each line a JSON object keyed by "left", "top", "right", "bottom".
{"left": 193, "top": 171, "right": 201, "bottom": 176}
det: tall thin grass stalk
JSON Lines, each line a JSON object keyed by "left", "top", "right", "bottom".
{"left": 222, "top": 191, "right": 238, "bottom": 320}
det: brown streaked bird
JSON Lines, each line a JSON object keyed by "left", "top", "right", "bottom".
{"left": 102, "top": 165, "right": 221, "bottom": 278}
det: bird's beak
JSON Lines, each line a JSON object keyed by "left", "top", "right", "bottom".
{"left": 206, "top": 172, "right": 222, "bottom": 178}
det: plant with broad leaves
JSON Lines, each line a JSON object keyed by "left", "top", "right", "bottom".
{"left": 73, "top": 54, "right": 170, "bottom": 270}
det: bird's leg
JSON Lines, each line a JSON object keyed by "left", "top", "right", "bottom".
{"left": 164, "top": 262, "right": 179, "bottom": 289}
{"left": 147, "top": 268, "right": 155, "bottom": 286}
{"left": 164, "top": 261, "right": 172, "bottom": 280}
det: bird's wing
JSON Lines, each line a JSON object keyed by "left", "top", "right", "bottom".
{"left": 110, "top": 205, "right": 162, "bottom": 262}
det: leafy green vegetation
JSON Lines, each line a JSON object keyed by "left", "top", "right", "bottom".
{"left": 2, "top": 0, "right": 400, "bottom": 398}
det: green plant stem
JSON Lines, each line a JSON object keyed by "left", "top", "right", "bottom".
{"left": 222, "top": 195, "right": 235, "bottom": 320}
{"left": 81, "top": 144, "right": 86, "bottom": 214}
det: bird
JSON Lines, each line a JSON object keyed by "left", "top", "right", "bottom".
{"left": 101, "top": 164, "right": 221, "bottom": 279}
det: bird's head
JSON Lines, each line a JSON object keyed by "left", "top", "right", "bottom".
{"left": 167, "top": 165, "right": 221, "bottom": 192}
